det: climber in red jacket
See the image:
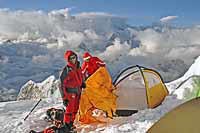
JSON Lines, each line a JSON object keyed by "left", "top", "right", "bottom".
{"left": 59, "top": 50, "right": 85, "bottom": 132}
{"left": 82, "top": 52, "right": 106, "bottom": 79}
{"left": 29, "top": 50, "right": 85, "bottom": 133}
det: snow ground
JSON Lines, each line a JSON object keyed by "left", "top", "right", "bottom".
{"left": 0, "top": 96, "right": 184, "bottom": 133}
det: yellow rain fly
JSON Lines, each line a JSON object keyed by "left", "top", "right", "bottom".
{"left": 78, "top": 67, "right": 117, "bottom": 124}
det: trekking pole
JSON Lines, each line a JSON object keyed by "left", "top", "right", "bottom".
{"left": 24, "top": 99, "right": 42, "bottom": 121}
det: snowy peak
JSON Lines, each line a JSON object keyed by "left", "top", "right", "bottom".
{"left": 171, "top": 56, "right": 200, "bottom": 83}
{"left": 182, "top": 56, "right": 200, "bottom": 79}
{"left": 17, "top": 76, "right": 61, "bottom": 100}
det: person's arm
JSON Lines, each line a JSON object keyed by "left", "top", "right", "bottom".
{"left": 95, "top": 57, "right": 106, "bottom": 67}
{"left": 81, "top": 78, "right": 86, "bottom": 88}
{"left": 59, "top": 67, "right": 69, "bottom": 106}
{"left": 63, "top": 78, "right": 69, "bottom": 99}
{"left": 81, "top": 62, "right": 88, "bottom": 79}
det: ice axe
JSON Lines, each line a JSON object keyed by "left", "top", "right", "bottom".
{"left": 24, "top": 99, "right": 42, "bottom": 121}
{"left": 16, "top": 99, "right": 42, "bottom": 127}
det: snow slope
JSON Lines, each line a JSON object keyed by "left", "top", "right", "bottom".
{"left": 166, "top": 56, "right": 200, "bottom": 99}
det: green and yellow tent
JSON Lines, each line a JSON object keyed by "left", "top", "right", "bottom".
{"left": 77, "top": 65, "right": 169, "bottom": 124}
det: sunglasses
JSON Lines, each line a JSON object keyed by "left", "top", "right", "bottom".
{"left": 69, "top": 55, "right": 76, "bottom": 60}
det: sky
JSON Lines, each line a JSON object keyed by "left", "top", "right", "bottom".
{"left": 0, "top": 0, "right": 200, "bottom": 26}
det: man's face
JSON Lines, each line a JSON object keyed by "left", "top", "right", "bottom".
{"left": 69, "top": 55, "right": 77, "bottom": 64}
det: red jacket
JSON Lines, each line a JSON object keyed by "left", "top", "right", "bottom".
{"left": 60, "top": 50, "right": 84, "bottom": 100}
{"left": 82, "top": 52, "right": 105, "bottom": 78}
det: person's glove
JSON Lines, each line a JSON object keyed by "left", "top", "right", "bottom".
{"left": 81, "top": 82, "right": 86, "bottom": 88}
{"left": 63, "top": 99, "right": 68, "bottom": 106}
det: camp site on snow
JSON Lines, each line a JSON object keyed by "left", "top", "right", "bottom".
{"left": 26, "top": 64, "right": 169, "bottom": 133}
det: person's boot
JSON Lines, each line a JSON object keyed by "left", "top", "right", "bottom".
{"left": 68, "top": 122, "right": 74, "bottom": 130}
{"left": 58, "top": 122, "right": 76, "bottom": 133}
{"left": 57, "top": 123, "right": 70, "bottom": 133}
{"left": 69, "top": 122, "right": 77, "bottom": 133}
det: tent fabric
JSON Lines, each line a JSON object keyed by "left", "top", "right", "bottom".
{"left": 78, "top": 67, "right": 117, "bottom": 124}
{"left": 115, "top": 71, "right": 148, "bottom": 110}
{"left": 143, "top": 70, "right": 169, "bottom": 108}
{"left": 197, "top": 89, "right": 200, "bottom": 97}
{"left": 114, "top": 66, "right": 168, "bottom": 110}
{"left": 148, "top": 97, "right": 200, "bottom": 133}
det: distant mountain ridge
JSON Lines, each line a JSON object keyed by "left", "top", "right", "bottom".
{"left": 17, "top": 76, "right": 61, "bottom": 100}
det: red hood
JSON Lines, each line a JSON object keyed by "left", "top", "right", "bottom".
{"left": 83, "top": 52, "right": 92, "bottom": 59}
{"left": 64, "top": 50, "right": 77, "bottom": 67}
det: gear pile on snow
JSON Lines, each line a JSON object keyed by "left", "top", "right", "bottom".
{"left": 30, "top": 108, "right": 77, "bottom": 133}
{"left": 45, "top": 108, "right": 65, "bottom": 128}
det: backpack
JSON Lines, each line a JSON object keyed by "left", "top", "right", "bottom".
{"left": 45, "top": 108, "right": 65, "bottom": 128}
